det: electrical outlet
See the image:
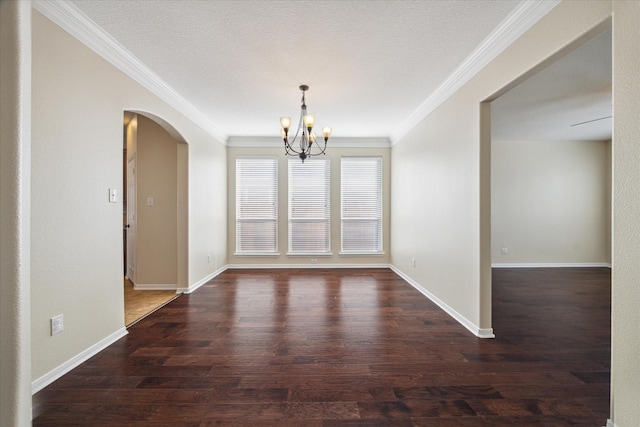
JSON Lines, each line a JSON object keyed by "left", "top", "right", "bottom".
{"left": 311, "top": 259, "right": 318, "bottom": 264}
{"left": 51, "top": 314, "right": 64, "bottom": 336}
{"left": 207, "top": 254, "right": 211, "bottom": 263}
{"left": 412, "top": 258, "right": 416, "bottom": 267}
{"left": 501, "top": 247, "right": 508, "bottom": 255}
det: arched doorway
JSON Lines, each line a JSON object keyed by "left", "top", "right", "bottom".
{"left": 122, "top": 111, "right": 188, "bottom": 325}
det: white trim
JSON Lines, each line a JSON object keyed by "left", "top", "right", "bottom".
{"left": 390, "top": 266, "right": 495, "bottom": 339}
{"left": 606, "top": 419, "right": 616, "bottom": 427}
{"left": 286, "top": 253, "right": 334, "bottom": 257}
{"left": 31, "top": 327, "right": 128, "bottom": 395}
{"left": 391, "top": 0, "right": 560, "bottom": 144}
{"left": 31, "top": 0, "right": 227, "bottom": 143}
{"left": 339, "top": 252, "right": 386, "bottom": 256}
{"left": 234, "top": 252, "right": 281, "bottom": 257}
{"left": 492, "top": 262, "right": 612, "bottom": 268}
{"left": 179, "top": 265, "right": 228, "bottom": 294}
{"left": 228, "top": 136, "right": 391, "bottom": 149}
{"left": 227, "top": 263, "right": 391, "bottom": 270}
{"left": 133, "top": 283, "right": 180, "bottom": 291}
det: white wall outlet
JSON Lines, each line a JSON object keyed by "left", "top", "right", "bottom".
{"left": 207, "top": 254, "right": 211, "bottom": 263}
{"left": 109, "top": 188, "right": 117, "bottom": 203}
{"left": 51, "top": 314, "right": 64, "bottom": 336}
{"left": 501, "top": 247, "right": 509, "bottom": 255}
{"left": 311, "top": 259, "right": 318, "bottom": 264}
{"left": 147, "top": 197, "right": 154, "bottom": 206}
{"left": 412, "top": 258, "right": 416, "bottom": 267}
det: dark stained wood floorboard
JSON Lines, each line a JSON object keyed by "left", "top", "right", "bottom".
{"left": 32, "top": 267, "right": 611, "bottom": 426}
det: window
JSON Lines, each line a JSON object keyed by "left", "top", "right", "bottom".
{"left": 236, "top": 157, "right": 278, "bottom": 254}
{"left": 288, "top": 158, "right": 330, "bottom": 255}
{"left": 341, "top": 157, "right": 383, "bottom": 254}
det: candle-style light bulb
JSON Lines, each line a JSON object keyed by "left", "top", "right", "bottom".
{"left": 303, "top": 114, "right": 315, "bottom": 130}
{"left": 322, "top": 126, "right": 332, "bottom": 141}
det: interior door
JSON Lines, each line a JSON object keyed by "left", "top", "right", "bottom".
{"left": 126, "top": 155, "right": 137, "bottom": 283}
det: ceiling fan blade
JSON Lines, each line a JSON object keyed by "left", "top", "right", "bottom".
{"left": 570, "top": 115, "right": 612, "bottom": 127}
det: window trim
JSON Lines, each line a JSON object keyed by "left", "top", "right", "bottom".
{"left": 340, "top": 156, "right": 384, "bottom": 255}
{"left": 235, "top": 156, "right": 279, "bottom": 256}
{"left": 287, "top": 157, "right": 332, "bottom": 256}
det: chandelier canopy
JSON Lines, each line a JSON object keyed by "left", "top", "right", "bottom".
{"left": 280, "top": 84, "right": 331, "bottom": 163}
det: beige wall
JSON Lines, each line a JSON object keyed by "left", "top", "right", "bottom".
{"left": 135, "top": 115, "right": 179, "bottom": 287}
{"left": 491, "top": 139, "right": 611, "bottom": 266}
{"left": 611, "top": 2, "right": 640, "bottom": 425}
{"left": 0, "top": 2, "right": 32, "bottom": 425}
{"left": 30, "top": 10, "right": 227, "bottom": 384}
{"left": 227, "top": 142, "right": 391, "bottom": 267}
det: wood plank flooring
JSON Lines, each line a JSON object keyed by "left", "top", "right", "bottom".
{"left": 33, "top": 267, "right": 611, "bottom": 426}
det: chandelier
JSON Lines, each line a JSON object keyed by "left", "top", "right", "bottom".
{"left": 280, "top": 84, "right": 331, "bottom": 163}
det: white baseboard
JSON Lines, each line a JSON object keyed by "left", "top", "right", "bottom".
{"left": 226, "top": 263, "right": 392, "bottom": 270}
{"left": 606, "top": 419, "right": 616, "bottom": 427}
{"left": 180, "top": 265, "right": 228, "bottom": 294}
{"left": 390, "top": 266, "right": 494, "bottom": 339}
{"left": 31, "top": 327, "right": 128, "bottom": 395}
{"left": 133, "top": 283, "right": 180, "bottom": 291}
{"left": 492, "top": 262, "right": 612, "bottom": 268}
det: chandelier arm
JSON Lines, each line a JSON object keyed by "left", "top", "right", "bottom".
{"left": 284, "top": 141, "right": 296, "bottom": 156}
{"left": 284, "top": 107, "right": 305, "bottom": 155}
{"left": 308, "top": 139, "right": 327, "bottom": 157}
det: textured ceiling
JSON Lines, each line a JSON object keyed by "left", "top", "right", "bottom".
{"left": 68, "top": 0, "right": 520, "bottom": 139}
{"left": 62, "top": 0, "right": 609, "bottom": 142}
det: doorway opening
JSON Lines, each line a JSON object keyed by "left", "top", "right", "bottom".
{"left": 480, "top": 23, "right": 612, "bottom": 419}
{"left": 480, "top": 23, "right": 612, "bottom": 331}
{"left": 122, "top": 111, "right": 187, "bottom": 326}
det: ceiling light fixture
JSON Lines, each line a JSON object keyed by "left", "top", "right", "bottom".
{"left": 280, "top": 84, "right": 331, "bottom": 163}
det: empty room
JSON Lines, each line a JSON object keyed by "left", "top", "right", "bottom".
{"left": 2, "top": 1, "right": 639, "bottom": 426}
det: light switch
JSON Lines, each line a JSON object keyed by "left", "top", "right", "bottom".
{"left": 147, "top": 197, "right": 154, "bottom": 206}
{"left": 109, "top": 188, "right": 117, "bottom": 203}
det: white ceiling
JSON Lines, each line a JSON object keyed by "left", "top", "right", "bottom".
{"left": 492, "top": 29, "right": 612, "bottom": 141}
{"left": 57, "top": 0, "right": 610, "bottom": 142}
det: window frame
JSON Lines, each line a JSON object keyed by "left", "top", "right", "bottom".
{"left": 235, "top": 156, "right": 279, "bottom": 256}
{"left": 340, "top": 156, "right": 384, "bottom": 255}
{"left": 287, "top": 157, "right": 331, "bottom": 256}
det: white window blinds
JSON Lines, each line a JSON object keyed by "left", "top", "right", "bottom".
{"left": 236, "top": 157, "right": 278, "bottom": 254}
{"left": 341, "top": 157, "right": 383, "bottom": 253}
{"left": 288, "top": 158, "right": 330, "bottom": 255}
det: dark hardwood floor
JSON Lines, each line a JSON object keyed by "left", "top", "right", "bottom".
{"left": 33, "top": 267, "right": 611, "bottom": 426}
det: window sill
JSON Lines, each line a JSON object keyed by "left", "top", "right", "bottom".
{"left": 286, "top": 252, "right": 333, "bottom": 257}
{"left": 339, "top": 252, "right": 386, "bottom": 256}
{"left": 234, "top": 252, "right": 280, "bottom": 257}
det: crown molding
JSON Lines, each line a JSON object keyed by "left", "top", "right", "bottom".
{"left": 32, "top": 0, "right": 228, "bottom": 144}
{"left": 391, "top": 0, "right": 560, "bottom": 144}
